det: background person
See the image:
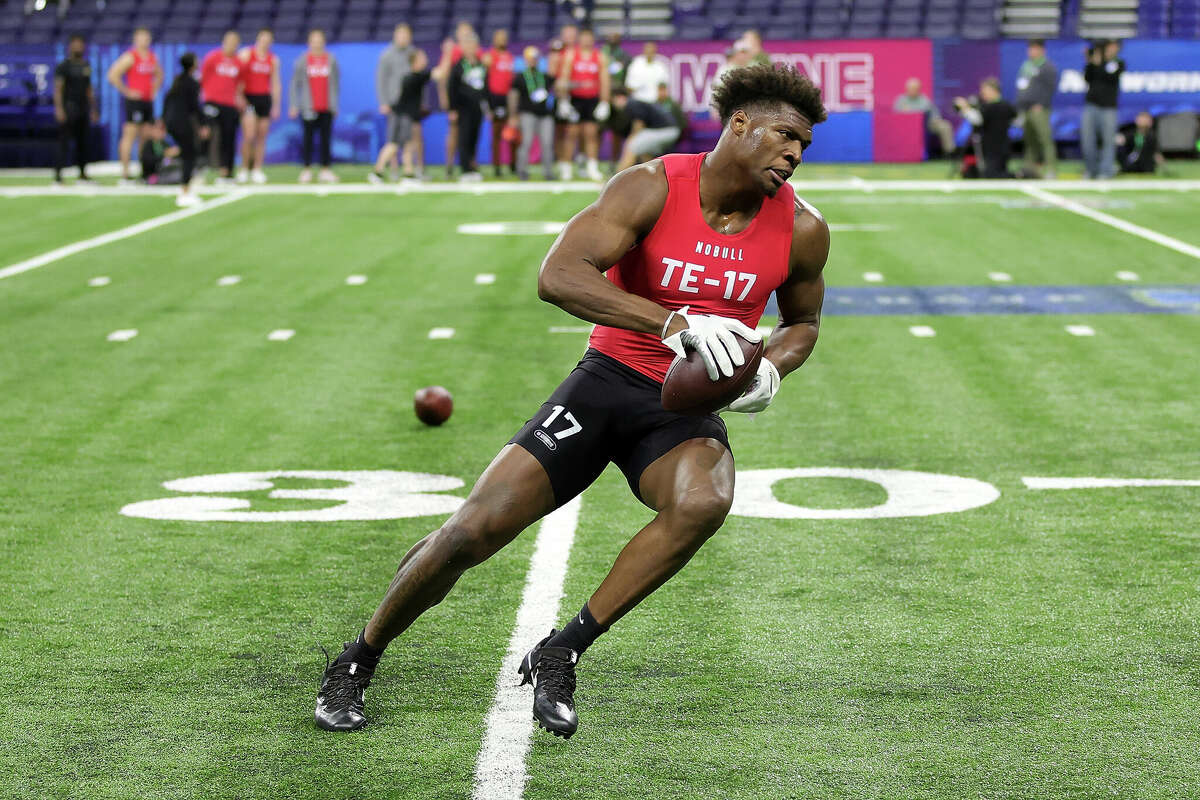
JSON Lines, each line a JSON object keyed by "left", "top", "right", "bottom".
{"left": 373, "top": 23, "right": 413, "bottom": 181}
{"left": 556, "top": 27, "right": 609, "bottom": 181}
{"left": 893, "top": 77, "right": 955, "bottom": 157}
{"left": 1082, "top": 39, "right": 1124, "bottom": 179}
{"left": 53, "top": 33, "right": 96, "bottom": 184}
{"left": 625, "top": 40, "right": 668, "bottom": 104}
{"left": 1118, "top": 111, "right": 1162, "bottom": 174}
{"left": 508, "top": 44, "right": 555, "bottom": 181}
{"left": 200, "top": 30, "right": 244, "bottom": 184}
{"left": 956, "top": 78, "right": 1015, "bottom": 178}
{"left": 484, "top": 28, "right": 515, "bottom": 177}
{"left": 447, "top": 31, "right": 487, "bottom": 181}
{"left": 602, "top": 32, "right": 631, "bottom": 89}
{"left": 238, "top": 28, "right": 280, "bottom": 185}
{"left": 433, "top": 21, "right": 476, "bottom": 180}
{"left": 1015, "top": 39, "right": 1057, "bottom": 178}
{"left": 370, "top": 48, "right": 429, "bottom": 184}
{"left": 290, "top": 29, "right": 339, "bottom": 184}
{"left": 163, "top": 51, "right": 205, "bottom": 207}
{"left": 738, "top": 29, "right": 771, "bottom": 66}
{"left": 611, "top": 85, "right": 680, "bottom": 171}
{"left": 106, "top": 27, "right": 162, "bottom": 184}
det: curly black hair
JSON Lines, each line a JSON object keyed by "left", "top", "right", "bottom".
{"left": 711, "top": 63, "right": 828, "bottom": 127}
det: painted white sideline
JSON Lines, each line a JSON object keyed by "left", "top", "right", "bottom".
{"left": 0, "top": 192, "right": 250, "bottom": 281}
{"left": 473, "top": 497, "right": 582, "bottom": 800}
{"left": 1023, "top": 477, "right": 1200, "bottom": 489}
{"left": 1021, "top": 187, "right": 1200, "bottom": 261}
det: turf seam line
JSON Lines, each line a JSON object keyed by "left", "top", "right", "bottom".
{"left": 473, "top": 497, "right": 582, "bottom": 800}
{"left": 0, "top": 191, "right": 250, "bottom": 281}
{"left": 1021, "top": 187, "right": 1200, "bottom": 261}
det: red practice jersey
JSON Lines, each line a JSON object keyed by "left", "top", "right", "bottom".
{"left": 306, "top": 53, "right": 331, "bottom": 111}
{"left": 124, "top": 48, "right": 158, "bottom": 100}
{"left": 242, "top": 48, "right": 274, "bottom": 95}
{"left": 568, "top": 48, "right": 601, "bottom": 98}
{"left": 486, "top": 48, "right": 515, "bottom": 95}
{"left": 201, "top": 49, "right": 243, "bottom": 106}
{"left": 588, "top": 153, "right": 795, "bottom": 383}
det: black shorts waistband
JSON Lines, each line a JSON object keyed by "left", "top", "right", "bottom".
{"left": 577, "top": 349, "right": 663, "bottom": 392}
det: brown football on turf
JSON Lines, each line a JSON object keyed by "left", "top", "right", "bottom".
{"left": 414, "top": 386, "right": 453, "bottom": 426}
{"left": 661, "top": 336, "right": 764, "bottom": 415}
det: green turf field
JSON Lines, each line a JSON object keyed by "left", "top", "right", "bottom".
{"left": 1, "top": 170, "right": 1198, "bottom": 799}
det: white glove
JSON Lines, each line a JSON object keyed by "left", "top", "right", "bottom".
{"left": 555, "top": 98, "right": 576, "bottom": 121}
{"left": 594, "top": 100, "right": 611, "bottom": 121}
{"left": 662, "top": 306, "right": 762, "bottom": 381}
{"left": 724, "top": 357, "right": 780, "bottom": 414}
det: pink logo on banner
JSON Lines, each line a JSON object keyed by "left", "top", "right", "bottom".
{"left": 655, "top": 40, "right": 933, "bottom": 115}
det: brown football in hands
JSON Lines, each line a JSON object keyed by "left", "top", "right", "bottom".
{"left": 661, "top": 336, "right": 764, "bottom": 415}
{"left": 414, "top": 386, "right": 453, "bottom": 426}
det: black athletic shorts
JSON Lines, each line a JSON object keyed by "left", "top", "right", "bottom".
{"left": 246, "top": 93, "right": 272, "bottom": 117}
{"left": 124, "top": 99, "right": 154, "bottom": 124}
{"left": 570, "top": 96, "right": 599, "bottom": 123}
{"left": 509, "top": 349, "right": 730, "bottom": 508}
{"left": 487, "top": 91, "right": 509, "bottom": 120}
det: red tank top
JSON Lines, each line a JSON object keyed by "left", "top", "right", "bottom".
{"left": 201, "top": 49, "right": 242, "bottom": 107}
{"left": 569, "top": 49, "right": 601, "bottom": 98}
{"left": 587, "top": 153, "right": 795, "bottom": 383}
{"left": 243, "top": 49, "right": 273, "bottom": 95}
{"left": 306, "top": 53, "right": 331, "bottom": 112}
{"left": 125, "top": 49, "right": 157, "bottom": 100}
{"left": 486, "top": 49, "right": 515, "bottom": 95}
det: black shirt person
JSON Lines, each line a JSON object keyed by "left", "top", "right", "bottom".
{"left": 956, "top": 78, "right": 1016, "bottom": 178}
{"left": 53, "top": 35, "right": 96, "bottom": 183}
{"left": 1082, "top": 39, "right": 1125, "bottom": 179}
{"left": 447, "top": 33, "right": 487, "bottom": 179}
{"left": 162, "top": 53, "right": 205, "bottom": 206}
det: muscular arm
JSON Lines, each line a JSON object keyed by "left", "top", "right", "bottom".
{"left": 271, "top": 56, "right": 281, "bottom": 110}
{"left": 537, "top": 162, "right": 677, "bottom": 335}
{"left": 766, "top": 198, "right": 829, "bottom": 379}
{"left": 106, "top": 53, "right": 132, "bottom": 94}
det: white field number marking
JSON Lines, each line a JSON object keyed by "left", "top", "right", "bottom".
{"left": 731, "top": 468, "right": 1000, "bottom": 519}
{"left": 120, "top": 470, "right": 465, "bottom": 522}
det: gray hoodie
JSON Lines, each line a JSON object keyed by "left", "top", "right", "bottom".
{"left": 1016, "top": 56, "right": 1057, "bottom": 110}
{"left": 290, "top": 51, "right": 339, "bottom": 115}
{"left": 376, "top": 44, "right": 413, "bottom": 108}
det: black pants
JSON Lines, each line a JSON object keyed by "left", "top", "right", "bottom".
{"left": 207, "top": 103, "right": 239, "bottom": 173}
{"left": 302, "top": 111, "right": 333, "bottom": 167}
{"left": 56, "top": 114, "right": 89, "bottom": 179}
{"left": 455, "top": 102, "right": 482, "bottom": 172}
{"left": 167, "top": 119, "right": 197, "bottom": 186}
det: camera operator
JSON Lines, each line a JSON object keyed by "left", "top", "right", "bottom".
{"left": 1082, "top": 39, "right": 1124, "bottom": 179}
{"left": 955, "top": 78, "right": 1016, "bottom": 178}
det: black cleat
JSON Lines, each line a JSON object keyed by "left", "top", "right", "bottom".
{"left": 314, "top": 643, "right": 373, "bottom": 732}
{"left": 518, "top": 630, "right": 579, "bottom": 739}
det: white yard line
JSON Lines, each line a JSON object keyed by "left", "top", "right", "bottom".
{"left": 473, "top": 497, "right": 582, "bottom": 800}
{"left": 1021, "top": 186, "right": 1200, "bottom": 261}
{"left": 1023, "top": 477, "right": 1200, "bottom": 489}
{"left": 0, "top": 192, "right": 250, "bottom": 281}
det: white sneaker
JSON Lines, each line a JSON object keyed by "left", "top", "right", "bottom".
{"left": 458, "top": 171, "right": 483, "bottom": 183}
{"left": 236, "top": 169, "right": 250, "bottom": 184}
{"left": 366, "top": 171, "right": 385, "bottom": 185}
{"left": 557, "top": 162, "right": 573, "bottom": 181}
{"left": 214, "top": 176, "right": 235, "bottom": 187}
{"left": 585, "top": 160, "right": 603, "bottom": 182}
{"left": 176, "top": 191, "right": 201, "bottom": 207}
{"left": 299, "top": 168, "right": 313, "bottom": 184}
{"left": 251, "top": 169, "right": 267, "bottom": 184}
{"left": 117, "top": 177, "right": 137, "bottom": 187}
{"left": 50, "top": 180, "right": 65, "bottom": 189}
{"left": 318, "top": 168, "right": 339, "bottom": 183}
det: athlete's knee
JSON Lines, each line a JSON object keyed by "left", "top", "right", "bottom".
{"left": 666, "top": 485, "right": 733, "bottom": 540}
{"left": 434, "top": 505, "right": 515, "bottom": 568}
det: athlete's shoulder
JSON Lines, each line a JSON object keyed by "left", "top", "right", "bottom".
{"left": 788, "top": 193, "right": 830, "bottom": 278}
{"left": 594, "top": 159, "right": 669, "bottom": 237}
